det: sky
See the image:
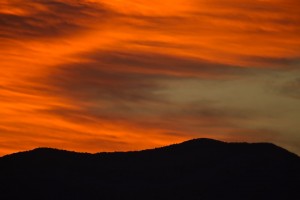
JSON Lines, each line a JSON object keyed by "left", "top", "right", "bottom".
{"left": 0, "top": 0, "right": 300, "bottom": 156}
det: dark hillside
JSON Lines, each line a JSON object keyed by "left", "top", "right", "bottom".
{"left": 0, "top": 139, "right": 299, "bottom": 200}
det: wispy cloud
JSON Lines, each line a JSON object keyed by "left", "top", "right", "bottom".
{"left": 0, "top": 0, "right": 299, "bottom": 156}
{"left": 0, "top": 0, "right": 111, "bottom": 40}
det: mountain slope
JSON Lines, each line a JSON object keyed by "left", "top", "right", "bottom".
{"left": 0, "top": 138, "right": 299, "bottom": 200}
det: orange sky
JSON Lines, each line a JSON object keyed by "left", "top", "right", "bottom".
{"left": 0, "top": 0, "right": 300, "bottom": 156}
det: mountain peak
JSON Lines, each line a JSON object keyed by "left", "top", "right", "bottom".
{"left": 181, "top": 138, "right": 225, "bottom": 145}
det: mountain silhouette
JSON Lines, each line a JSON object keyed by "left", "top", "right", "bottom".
{"left": 0, "top": 138, "right": 299, "bottom": 200}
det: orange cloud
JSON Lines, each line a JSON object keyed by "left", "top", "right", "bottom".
{"left": 0, "top": 0, "right": 300, "bottom": 156}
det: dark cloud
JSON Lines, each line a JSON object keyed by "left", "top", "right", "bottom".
{"left": 174, "top": 102, "right": 254, "bottom": 120}
{"left": 81, "top": 50, "right": 255, "bottom": 77}
{"left": 36, "top": 52, "right": 261, "bottom": 131}
{"left": 34, "top": 49, "right": 261, "bottom": 110}
{"left": 48, "top": 64, "right": 161, "bottom": 103}
{"left": 281, "top": 78, "right": 300, "bottom": 99}
{"left": 241, "top": 55, "right": 300, "bottom": 68}
{"left": 30, "top": 48, "right": 273, "bottom": 124}
{"left": 0, "top": 0, "right": 111, "bottom": 40}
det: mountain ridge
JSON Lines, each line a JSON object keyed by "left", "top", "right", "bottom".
{"left": 2, "top": 138, "right": 298, "bottom": 158}
{"left": 0, "top": 138, "right": 299, "bottom": 200}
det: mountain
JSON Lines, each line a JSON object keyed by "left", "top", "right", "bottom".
{"left": 0, "top": 138, "right": 299, "bottom": 200}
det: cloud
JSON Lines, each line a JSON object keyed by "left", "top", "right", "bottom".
{"left": 30, "top": 49, "right": 259, "bottom": 123}
{"left": 241, "top": 56, "right": 300, "bottom": 68}
{"left": 0, "top": 0, "right": 111, "bottom": 40}
{"left": 75, "top": 50, "right": 256, "bottom": 77}
{"left": 1, "top": 0, "right": 300, "bottom": 156}
{"left": 48, "top": 63, "right": 159, "bottom": 102}
{"left": 281, "top": 78, "right": 300, "bottom": 99}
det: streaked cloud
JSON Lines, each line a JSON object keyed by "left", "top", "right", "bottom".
{"left": 0, "top": 0, "right": 299, "bottom": 156}
{"left": 0, "top": 0, "right": 110, "bottom": 40}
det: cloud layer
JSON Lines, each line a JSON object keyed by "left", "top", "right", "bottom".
{"left": 0, "top": 0, "right": 299, "bottom": 155}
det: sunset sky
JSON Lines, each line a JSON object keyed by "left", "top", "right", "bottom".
{"left": 1, "top": 0, "right": 300, "bottom": 156}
